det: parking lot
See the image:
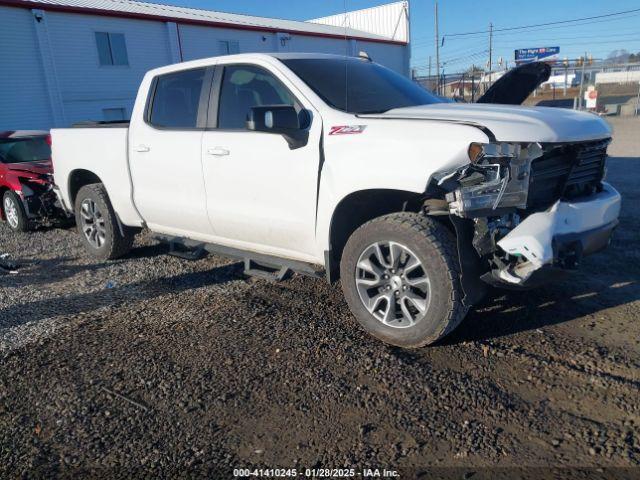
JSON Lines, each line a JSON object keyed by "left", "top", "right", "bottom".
{"left": 1, "top": 118, "right": 639, "bottom": 476}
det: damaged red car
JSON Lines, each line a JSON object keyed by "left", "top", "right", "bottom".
{"left": 0, "top": 131, "right": 69, "bottom": 232}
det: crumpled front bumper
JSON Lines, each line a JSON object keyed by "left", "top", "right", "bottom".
{"left": 486, "top": 182, "right": 621, "bottom": 286}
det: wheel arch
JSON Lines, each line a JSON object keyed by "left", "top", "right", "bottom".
{"left": 326, "top": 188, "right": 428, "bottom": 282}
{"left": 68, "top": 169, "right": 103, "bottom": 210}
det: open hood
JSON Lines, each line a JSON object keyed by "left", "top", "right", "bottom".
{"left": 477, "top": 62, "right": 551, "bottom": 105}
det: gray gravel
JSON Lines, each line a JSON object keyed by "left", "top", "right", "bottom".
{"left": 0, "top": 118, "right": 639, "bottom": 477}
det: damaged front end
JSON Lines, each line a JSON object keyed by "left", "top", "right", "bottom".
{"left": 433, "top": 139, "right": 620, "bottom": 289}
{"left": 15, "top": 173, "right": 70, "bottom": 226}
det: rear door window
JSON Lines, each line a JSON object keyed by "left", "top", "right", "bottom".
{"left": 149, "top": 68, "right": 207, "bottom": 129}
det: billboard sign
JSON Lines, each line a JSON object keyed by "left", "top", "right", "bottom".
{"left": 515, "top": 47, "right": 560, "bottom": 64}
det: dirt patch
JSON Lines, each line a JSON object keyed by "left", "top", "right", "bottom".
{"left": 1, "top": 120, "right": 639, "bottom": 478}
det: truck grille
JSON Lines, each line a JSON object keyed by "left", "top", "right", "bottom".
{"left": 527, "top": 139, "right": 609, "bottom": 209}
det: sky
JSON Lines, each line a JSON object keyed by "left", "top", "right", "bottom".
{"left": 162, "top": 0, "right": 640, "bottom": 73}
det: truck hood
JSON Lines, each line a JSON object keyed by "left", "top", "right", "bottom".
{"left": 362, "top": 103, "right": 611, "bottom": 143}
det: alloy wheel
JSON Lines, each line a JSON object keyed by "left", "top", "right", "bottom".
{"left": 80, "top": 199, "right": 107, "bottom": 248}
{"left": 355, "top": 241, "right": 431, "bottom": 328}
{"left": 4, "top": 196, "right": 19, "bottom": 229}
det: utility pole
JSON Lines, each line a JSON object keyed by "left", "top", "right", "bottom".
{"left": 471, "top": 68, "right": 476, "bottom": 102}
{"left": 577, "top": 51, "right": 587, "bottom": 110}
{"left": 428, "top": 55, "right": 432, "bottom": 89}
{"left": 488, "top": 22, "right": 493, "bottom": 88}
{"left": 563, "top": 57, "right": 568, "bottom": 97}
{"left": 434, "top": 0, "right": 440, "bottom": 95}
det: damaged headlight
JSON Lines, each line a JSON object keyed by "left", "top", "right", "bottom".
{"left": 468, "top": 142, "right": 520, "bottom": 163}
{"left": 441, "top": 142, "right": 543, "bottom": 218}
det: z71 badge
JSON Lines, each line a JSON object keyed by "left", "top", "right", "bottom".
{"left": 329, "top": 125, "right": 367, "bottom": 135}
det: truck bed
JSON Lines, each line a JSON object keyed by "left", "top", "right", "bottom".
{"left": 51, "top": 126, "right": 143, "bottom": 227}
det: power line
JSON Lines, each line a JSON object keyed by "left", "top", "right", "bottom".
{"left": 413, "top": 50, "right": 489, "bottom": 69}
{"left": 411, "top": 14, "right": 630, "bottom": 46}
{"left": 442, "top": 6, "right": 640, "bottom": 38}
{"left": 494, "top": 37, "right": 640, "bottom": 49}
{"left": 412, "top": 8, "right": 640, "bottom": 44}
{"left": 489, "top": 29, "right": 640, "bottom": 44}
{"left": 488, "top": 14, "right": 640, "bottom": 38}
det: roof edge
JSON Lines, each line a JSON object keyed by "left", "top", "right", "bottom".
{"left": 0, "top": 0, "right": 408, "bottom": 45}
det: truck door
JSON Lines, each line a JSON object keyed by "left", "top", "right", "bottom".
{"left": 129, "top": 67, "right": 214, "bottom": 237}
{"left": 201, "top": 63, "right": 321, "bottom": 258}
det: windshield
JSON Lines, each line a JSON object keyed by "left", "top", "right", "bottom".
{"left": 0, "top": 137, "right": 51, "bottom": 164}
{"left": 281, "top": 57, "right": 442, "bottom": 114}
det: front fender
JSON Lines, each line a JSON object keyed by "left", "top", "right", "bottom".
{"left": 3, "top": 173, "right": 26, "bottom": 193}
{"left": 314, "top": 119, "right": 485, "bottom": 256}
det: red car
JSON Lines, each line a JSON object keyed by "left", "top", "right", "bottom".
{"left": 0, "top": 131, "right": 68, "bottom": 232}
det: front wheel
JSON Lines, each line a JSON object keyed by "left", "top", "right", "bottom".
{"left": 340, "top": 212, "right": 466, "bottom": 348}
{"left": 2, "top": 190, "right": 29, "bottom": 232}
{"left": 74, "top": 183, "right": 135, "bottom": 260}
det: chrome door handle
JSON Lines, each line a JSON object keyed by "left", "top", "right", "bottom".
{"left": 207, "top": 147, "right": 230, "bottom": 156}
{"left": 133, "top": 144, "right": 150, "bottom": 153}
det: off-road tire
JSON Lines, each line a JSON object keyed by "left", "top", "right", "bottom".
{"left": 340, "top": 212, "right": 466, "bottom": 348}
{"left": 2, "top": 190, "right": 29, "bottom": 232}
{"left": 74, "top": 183, "right": 134, "bottom": 260}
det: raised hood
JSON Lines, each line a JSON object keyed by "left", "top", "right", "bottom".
{"left": 477, "top": 62, "right": 551, "bottom": 105}
{"left": 362, "top": 103, "right": 611, "bottom": 143}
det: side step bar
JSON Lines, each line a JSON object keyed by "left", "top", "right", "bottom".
{"left": 244, "top": 258, "right": 291, "bottom": 282}
{"left": 155, "top": 234, "right": 325, "bottom": 281}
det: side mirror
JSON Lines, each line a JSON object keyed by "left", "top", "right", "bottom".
{"left": 247, "top": 105, "right": 310, "bottom": 149}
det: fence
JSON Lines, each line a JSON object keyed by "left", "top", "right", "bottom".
{"left": 413, "top": 61, "right": 640, "bottom": 116}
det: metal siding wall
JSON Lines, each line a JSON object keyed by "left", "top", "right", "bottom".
{"left": 595, "top": 71, "right": 640, "bottom": 84}
{"left": 0, "top": 6, "right": 409, "bottom": 129}
{"left": 355, "top": 41, "right": 407, "bottom": 75}
{"left": 45, "top": 11, "right": 173, "bottom": 125}
{"left": 287, "top": 35, "right": 351, "bottom": 56}
{"left": 309, "top": 1, "right": 409, "bottom": 43}
{"left": 178, "top": 25, "right": 277, "bottom": 61}
{"left": 0, "top": 6, "right": 53, "bottom": 130}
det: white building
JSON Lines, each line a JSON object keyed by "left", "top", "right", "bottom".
{"left": 0, "top": 0, "right": 410, "bottom": 130}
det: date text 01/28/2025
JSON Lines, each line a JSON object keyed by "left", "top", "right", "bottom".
{"left": 232, "top": 468, "right": 400, "bottom": 477}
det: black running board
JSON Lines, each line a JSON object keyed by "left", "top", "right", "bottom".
{"left": 244, "top": 258, "right": 291, "bottom": 282}
{"left": 154, "top": 234, "right": 325, "bottom": 281}
{"left": 168, "top": 241, "right": 208, "bottom": 260}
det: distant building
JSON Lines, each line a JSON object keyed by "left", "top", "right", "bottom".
{"left": 0, "top": 0, "right": 410, "bottom": 129}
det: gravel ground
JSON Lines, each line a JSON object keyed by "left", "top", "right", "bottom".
{"left": 1, "top": 117, "right": 639, "bottom": 478}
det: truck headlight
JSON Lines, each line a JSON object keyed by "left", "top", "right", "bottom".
{"left": 447, "top": 143, "right": 542, "bottom": 217}
{"left": 468, "top": 142, "right": 521, "bottom": 163}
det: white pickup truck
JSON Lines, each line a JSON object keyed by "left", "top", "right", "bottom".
{"left": 52, "top": 53, "right": 621, "bottom": 347}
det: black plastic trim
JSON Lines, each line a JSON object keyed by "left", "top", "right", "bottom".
{"left": 154, "top": 234, "right": 325, "bottom": 280}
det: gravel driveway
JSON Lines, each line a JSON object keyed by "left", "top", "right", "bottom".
{"left": 1, "top": 118, "right": 639, "bottom": 478}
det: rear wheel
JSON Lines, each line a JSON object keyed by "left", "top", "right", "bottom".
{"left": 340, "top": 212, "right": 466, "bottom": 348}
{"left": 2, "top": 191, "right": 29, "bottom": 232}
{"left": 75, "top": 183, "right": 134, "bottom": 260}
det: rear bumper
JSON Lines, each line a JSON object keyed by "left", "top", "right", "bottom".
{"left": 487, "top": 183, "right": 621, "bottom": 287}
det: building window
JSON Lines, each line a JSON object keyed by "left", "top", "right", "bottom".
{"left": 95, "top": 32, "right": 129, "bottom": 66}
{"left": 219, "top": 40, "right": 240, "bottom": 55}
{"left": 103, "top": 107, "right": 127, "bottom": 121}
